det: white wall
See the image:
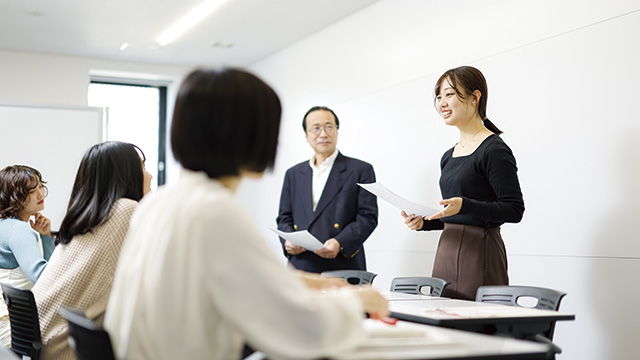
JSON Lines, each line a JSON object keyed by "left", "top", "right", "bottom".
{"left": 0, "top": 49, "right": 191, "bottom": 184}
{"left": 244, "top": 1, "right": 640, "bottom": 359}
{"left": 2, "top": 1, "right": 640, "bottom": 358}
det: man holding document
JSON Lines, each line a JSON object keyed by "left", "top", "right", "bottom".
{"left": 276, "top": 106, "right": 378, "bottom": 273}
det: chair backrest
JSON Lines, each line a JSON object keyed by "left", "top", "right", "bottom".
{"left": 1, "top": 283, "right": 41, "bottom": 360}
{"left": 475, "top": 285, "right": 566, "bottom": 311}
{"left": 58, "top": 307, "right": 115, "bottom": 360}
{"left": 475, "top": 285, "right": 567, "bottom": 340}
{"left": 320, "top": 270, "right": 377, "bottom": 285}
{"left": 390, "top": 277, "right": 451, "bottom": 297}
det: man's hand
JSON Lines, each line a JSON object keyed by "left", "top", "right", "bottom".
{"left": 314, "top": 238, "right": 341, "bottom": 259}
{"left": 285, "top": 240, "right": 305, "bottom": 255}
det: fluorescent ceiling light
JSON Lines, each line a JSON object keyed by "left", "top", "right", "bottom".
{"left": 156, "top": 0, "right": 228, "bottom": 46}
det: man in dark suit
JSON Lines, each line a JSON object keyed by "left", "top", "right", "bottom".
{"left": 276, "top": 106, "right": 378, "bottom": 273}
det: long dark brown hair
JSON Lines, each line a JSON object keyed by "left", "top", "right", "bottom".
{"left": 57, "top": 141, "right": 145, "bottom": 245}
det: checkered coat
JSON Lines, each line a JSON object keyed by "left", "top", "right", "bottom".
{"left": 32, "top": 198, "right": 137, "bottom": 360}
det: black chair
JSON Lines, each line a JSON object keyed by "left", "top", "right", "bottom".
{"left": 320, "top": 270, "right": 377, "bottom": 285}
{"left": 58, "top": 307, "right": 115, "bottom": 360}
{"left": 475, "top": 285, "right": 567, "bottom": 357}
{"left": 1, "top": 283, "right": 41, "bottom": 360}
{"left": 390, "top": 276, "right": 450, "bottom": 297}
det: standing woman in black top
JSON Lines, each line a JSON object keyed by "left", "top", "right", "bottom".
{"left": 402, "top": 66, "right": 524, "bottom": 300}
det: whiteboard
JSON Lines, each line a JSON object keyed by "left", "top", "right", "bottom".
{"left": 0, "top": 103, "right": 103, "bottom": 230}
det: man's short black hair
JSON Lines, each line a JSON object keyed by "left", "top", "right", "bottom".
{"left": 301, "top": 106, "right": 340, "bottom": 132}
{"left": 171, "top": 68, "right": 282, "bottom": 178}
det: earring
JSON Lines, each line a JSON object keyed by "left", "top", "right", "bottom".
{"left": 472, "top": 101, "right": 476, "bottom": 104}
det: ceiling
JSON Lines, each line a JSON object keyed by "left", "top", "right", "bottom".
{"left": 0, "top": 0, "right": 378, "bottom": 67}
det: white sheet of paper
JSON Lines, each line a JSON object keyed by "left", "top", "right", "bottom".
{"left": 358, "top": 182, "right": 440, "bottom": 217}
{"left": 270, "top": 228, "right": 325, "bottom": 251}
{"left": 379, "top": 291, "right": 446, "bottom": 301}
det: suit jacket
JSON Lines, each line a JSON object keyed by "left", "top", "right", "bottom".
{"left": 277, "top": 152, "right": 378, "bottom": 273}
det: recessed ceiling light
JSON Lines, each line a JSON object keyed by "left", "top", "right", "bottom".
{"left": 120, "top": 43, "right": 129, "bottom": 51}
{"left": 210, "top": 42, "right": 234, "bottom": 49}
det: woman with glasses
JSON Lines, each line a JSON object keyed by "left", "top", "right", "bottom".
{"left": 401, "top": 66, "right": 524, "bottom": 300}
{"left": 0, "top": 165, "right": 55, "bottom": 346}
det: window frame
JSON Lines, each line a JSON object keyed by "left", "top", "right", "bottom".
{"left": 89, "top": 80, "right": 168, "bottom": 186}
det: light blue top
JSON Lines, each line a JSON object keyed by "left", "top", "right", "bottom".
{"left": 0, "top": 218, "right": 56, "bottom": 283}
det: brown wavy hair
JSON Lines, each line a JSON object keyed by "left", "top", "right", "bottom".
{"left": 0, "top": 165, "right": 47, "bottom": 220}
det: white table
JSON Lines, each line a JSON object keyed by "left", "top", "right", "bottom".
{"left": 333, "top": 319, "right": 551, "bottom": 360}
{"left": 387, "top": 298, "right": 575, "bottom": 340}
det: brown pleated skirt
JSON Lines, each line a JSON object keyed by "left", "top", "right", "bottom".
{"left": 432, "top": 223, "right": 509, "bottom": 300}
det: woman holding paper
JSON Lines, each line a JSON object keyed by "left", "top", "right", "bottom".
{"left": 402, "top": 66, "right": 524, "bottom": 300}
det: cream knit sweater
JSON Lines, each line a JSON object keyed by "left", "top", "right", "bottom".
{"left": 33, "top": 198, "right": 137, "bottom": 360}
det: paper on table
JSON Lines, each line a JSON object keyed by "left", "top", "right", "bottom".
{"left": 358, "top": 182, "right": 440, "bottom": 217}
{"left": 380, "top": 291, "right": 445, "bottom": 301}
{"left": 270, "top": 228, "right": 325, "bottom": 251}
{"left": 360, "top": 319, "right": 457, "bottom": 346}
{"left": 421, "top": 306, "right": 551, "bottom": 319}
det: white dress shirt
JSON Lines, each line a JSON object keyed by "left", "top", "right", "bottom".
{"left": 309, "top": 149, "right": 339, "bottom": 211}
{"left": 104, "top": 169, "right": 365, "bottom": 360}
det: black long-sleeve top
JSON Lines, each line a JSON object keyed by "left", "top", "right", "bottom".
{"left": 421, "top": 134, "right": 524, "bottom": 230}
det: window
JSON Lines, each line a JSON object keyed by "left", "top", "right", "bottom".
{"left": 88, "top": 82, "right": 168, "bottom": 189}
